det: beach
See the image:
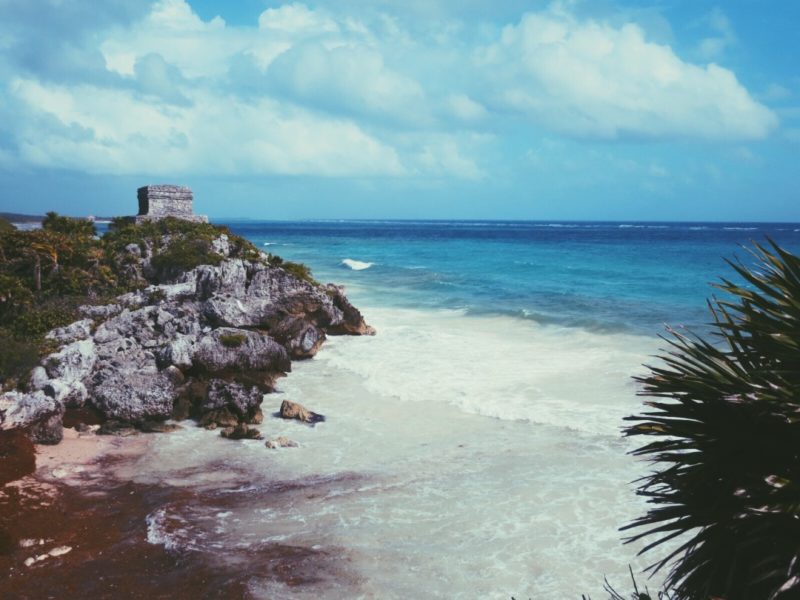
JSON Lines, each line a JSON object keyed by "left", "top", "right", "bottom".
{"left": 3, "top": 220, "right": 800, "bottom": 598}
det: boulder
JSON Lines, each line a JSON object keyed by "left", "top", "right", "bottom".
{"left": 45, "top": 319, "right": 94, "bottom": 345}
{"left": 265, "top": 436, "right": 298, "bottom": 449}
{"left": 278, "top": 400, "right": 324, "bottom": 424}
{"left": 191, "top": 328, "right": 290, "bottom": 374}
{"left": 43, "top": 339, "right": 97, "bottom": 392}
{"left": 194, "top": 260, "right": 248, "bottom": 299}
{"left": 203, "top": 379, "right": 263, "bottom": 420}
{"left": 248, "top": 407, "right": 264, "bottom": 425}
{"left": 199, "top": 407, "right": 239, "bottom": 429}
{"left": 90, "top": 369, "right": 176, "bottom": 423}
{"left": 271, "top": 316, "right": 326, "bottom": 359}
{"left": 27, "top": 406, "right": 65, "bottom": 444}
{"left": 96, "top": 420, "right": 139, "bottom": 436}
{"left": 140, "top": 420, "right": 183, "bottom": 433}
{"left": 220, "top": 423, "right": 262, "bottom": 440}
{"left": 27, "top": 366, "right": 49, "bottom": 391}
{"left": 326, "top": 285, "right": 376, "bottom": 335}
{"left": 0, "top": 390, "right": 61, "bottom": 431}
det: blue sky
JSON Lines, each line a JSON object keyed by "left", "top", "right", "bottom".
{"left": 0, "top": 0, "right": 797, "bottom": 221}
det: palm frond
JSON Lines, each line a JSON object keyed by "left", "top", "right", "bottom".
{"left": 623, "top": 239, "right": 800, "bottom": 600}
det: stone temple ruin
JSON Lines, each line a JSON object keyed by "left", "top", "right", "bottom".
{"left": 135, "top": 185, "right": 208, "bottom": 224}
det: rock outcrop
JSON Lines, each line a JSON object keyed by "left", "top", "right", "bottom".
{"left": 0, "top": 230, "right": 372, "bottom": 448}
{"left": 278, "top": 400, "right": 325, "bottom": 424}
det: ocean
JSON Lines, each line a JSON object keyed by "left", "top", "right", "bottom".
{"left": 124, "top": 221, "right": 799, "bottom": 598}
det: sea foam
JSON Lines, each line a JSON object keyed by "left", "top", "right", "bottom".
{"left": 314, "top": 306, "right": 657, "bottom": 437}
{"left": 341, "top": 258, "right": 374, "bottom": 271}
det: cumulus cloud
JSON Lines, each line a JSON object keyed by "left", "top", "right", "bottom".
{"left": 266, "top": 43, "right": 427, "bottom": 123}
{"left": 8, "top": 77, "right": 405, "bottom": 177}
{"left": 476, "top": 9, "right": 776, "bottom": 140}
{"left": 0, "top": 0, "right": 779, "bottom": 181}
{"left": 258, "top": 3, "right": 339, "bottom": 35}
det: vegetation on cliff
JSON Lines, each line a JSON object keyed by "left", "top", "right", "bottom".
{"left": 611, "top": 241, "right": 800, "bottom": 600}
{"left": 0, "top": 213, "right": 315, "bottom": 389}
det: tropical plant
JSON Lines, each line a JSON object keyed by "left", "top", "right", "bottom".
{"left": 622, "top": 240, "right": 800, "bottom": 600}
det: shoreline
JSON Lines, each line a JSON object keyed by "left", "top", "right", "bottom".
{"left": 1, "top": 423, "right": 360, "bottom": 599}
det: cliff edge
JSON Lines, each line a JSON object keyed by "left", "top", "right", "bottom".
{"left": 0, "top": 216, "right": 373, "bottom": 480}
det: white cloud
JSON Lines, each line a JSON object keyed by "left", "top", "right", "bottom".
{"left": 696, "top": 7, "right": 736, "bottom": 61}
{"left": 477, "top": 9, "right": 777, "bottom": 140}
{"left": 0, "top": 0, "right": 781, "bottom": 183}
{"left": 267, "top": 43, "right": 427, "bottom": 122}
{"left": 761, "top": 83, "right": 791, "bottom": 102}
{"left": 9, "top": 78, "right": 405, "bottom": 177}
{"left": 447, "top": 94, "right": 487, "bottom": 121}
{"left": 147, "top": 0, "right": 224, "bottom": 32}
{"left": 258, "top": 3, "right": 339, "bottom": 35}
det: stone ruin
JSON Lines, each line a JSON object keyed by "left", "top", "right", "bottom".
{"left": 135, "top": 185, "right": 208, "bottom": 224}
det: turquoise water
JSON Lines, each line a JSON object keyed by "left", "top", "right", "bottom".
{"left": 134, "top": 220, "right": 800, "bottom": 598}
{"left": 225, "top": 220, "right": 800, "bottom": 334}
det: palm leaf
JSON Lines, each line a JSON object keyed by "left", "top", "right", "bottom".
{"left": 622, "top": 239, "right": 800, "bottom": 600}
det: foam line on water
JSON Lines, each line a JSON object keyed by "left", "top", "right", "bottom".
{"left": 315, "top": 306, "right": 658, "bottom": 437}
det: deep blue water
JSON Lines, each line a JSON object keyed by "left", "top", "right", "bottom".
{"left": 222, "top": 220, "right": 800, "bottom": 336}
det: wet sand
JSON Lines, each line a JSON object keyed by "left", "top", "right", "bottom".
{"left": 0, "top": 428, "right": 353, "bottom": 600}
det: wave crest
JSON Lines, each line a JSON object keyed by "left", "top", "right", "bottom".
{"left": 342, "top": 259, "right": 374, "bottom": 271}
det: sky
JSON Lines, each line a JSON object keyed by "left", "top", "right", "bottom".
{"left": 0, "top": 0, "right": 797, "bottom": 221}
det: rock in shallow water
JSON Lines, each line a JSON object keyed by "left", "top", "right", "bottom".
{"left": 220, "top": 423, "right": 262, "bottom": 440}
{"left": 139, "top": 420, "right": 183, "bottom": 434}
{"left": 278, "top": 400, "right": 325, "bottom": 424}
{"left": 265, "top": 436, "right": 299, "bottom": 449}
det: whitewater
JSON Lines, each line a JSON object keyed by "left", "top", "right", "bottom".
{"left": 121, "top": 220, "right": 800, "bottom": 598}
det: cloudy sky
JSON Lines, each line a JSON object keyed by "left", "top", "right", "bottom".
{"left": 0, "top": 0, "right": 797, "bottom": 220}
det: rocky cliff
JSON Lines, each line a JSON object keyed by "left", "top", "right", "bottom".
{"left": 0, "top": 230, "right": 373, "bottom": 450}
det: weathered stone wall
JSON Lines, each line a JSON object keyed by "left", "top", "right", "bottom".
{"left": 136, "top": 185, "right": 208, "bottom": 223}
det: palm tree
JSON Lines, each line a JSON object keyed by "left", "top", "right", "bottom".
{"left": 622, "top": 240, "right": 800, "bottom": 600}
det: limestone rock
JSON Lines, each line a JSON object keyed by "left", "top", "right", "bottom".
{"left": 45, "top": 319, "right": 93, "bottom": 345}
{"left": 325, "top": 285, "right": 377, "bottom": 336}
{"left": 96, "top": 420, "right": 139, "bottom": 436}
{"left": 1, "top": 220, "right": 371, "bottom": 461}
{"left": 90, "top": 369, "right": 175, "bottom": 423}
{"left": 270, "top": 316, "right": 326, "bottom": 359}
{"left": 279, "top": 400, "right": 324, "bottom": 424}
{"left": 44, "top": 339, "right": 97, "bottom": 390}
{"left": 28, "top": 406, "right": 65, "bottom": 444}
{"left": 191, "top": 328, "right": 290, "bottom": 374}
{"left": 0, "top": 390, "right": 61, "bottom": 432}
{"left": 203, "top": 379, "right": 263, "bottom": 421}
{"left": 220, "top": 423, "right": 262, "bottom": 440}
{"left": 199, "top": 407, "right": 239, "bottom": 429}
{"left": 28, "top": 366, "right": 49, "bottom": 391}
{"left": 140, "top": 420, "right": 183, "bottom": 433}
{"left": 265, "top": 436, "right": 299, "bottom": 449}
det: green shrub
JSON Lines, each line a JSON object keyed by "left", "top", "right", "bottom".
{"left": 9, "top": 297, "right": 81, "bottom": 338}
{"left": 282, "top": 261, "right": 317, "bottom": 285}
{"left": 623, "top": 240, "right": 800, "bottom": 600}
{"left": 42, "top": 211, "right": 96, "bottom": 237}
{"left": 150, "top": 238, "right": 223, "bottom": 274}
{"left": 0, "top": 217, "right": 15, "bottom": 234}
{"left": 0, "top": 330, "right": 41, "bottom": 388}
{"left": 219, "top": 333, "right": 247, "bottom": 348}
